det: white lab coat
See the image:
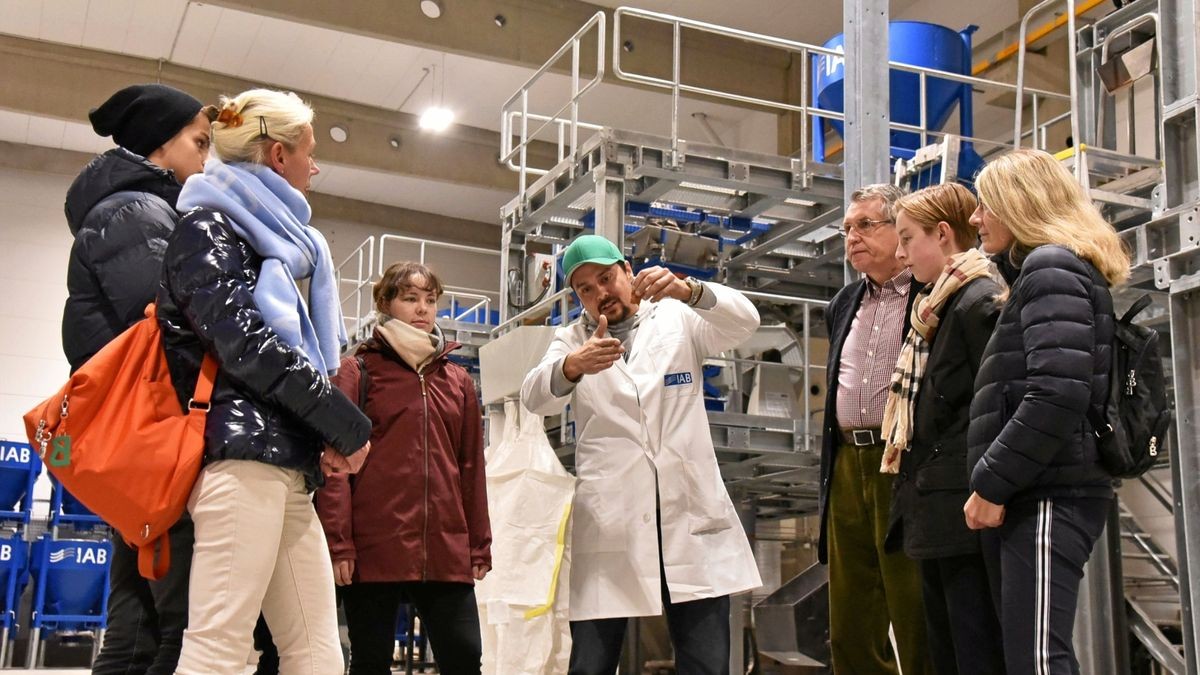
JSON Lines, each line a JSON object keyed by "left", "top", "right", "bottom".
{"left": 521, "top": 283, "right": 763, "bottom": 621}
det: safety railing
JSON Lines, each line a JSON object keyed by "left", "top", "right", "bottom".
{"left": 504, "top": 110, "right": 605, "bottom": 173}
{"left": 1014, "top": 0, "right": 1081, "bottom": 179}
{"left": 492, "top": 287, "right": 575, "bottom": 337}
{"left": 499, "top": 11, "right": 606, "bottom": 209}
{"left": 377, "top": 234, "right": 501, "bottom": 324}
{"left": 336, "top": 234, "right": 502, "bottom": 344}
{"left": 611, "top": 6, "right": 1072, "bottom": 171}
{"left": 336, "top": 235, "right": 376, "bottom": 344}
{"left": 1097, "top": 11, "right": 1163, "bottom": 161}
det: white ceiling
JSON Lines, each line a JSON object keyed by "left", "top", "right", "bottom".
{"left": 0, "top": 107, "right": 512, "bottom": 224}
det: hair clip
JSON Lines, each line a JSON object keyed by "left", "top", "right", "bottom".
{"left": 258, "top": 116, "right": 269, "bottom": 140}
{"left": 216, "top": 107, "right": 244, "bottom": 128}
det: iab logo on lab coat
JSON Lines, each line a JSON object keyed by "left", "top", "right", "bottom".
{"left": 664, "top": 372, "right": 694, "bottom": 387}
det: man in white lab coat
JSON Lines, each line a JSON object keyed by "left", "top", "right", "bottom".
{"left": 522, "top": 235, "right": 762, "bottom": 675}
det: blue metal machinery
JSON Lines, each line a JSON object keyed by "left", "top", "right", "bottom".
{"left": 813, "top": 21, "right": 985, "bottom": 186}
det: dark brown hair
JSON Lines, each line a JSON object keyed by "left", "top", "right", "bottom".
{"left": 374, "top": 261, "right": 444, "bottom": 314}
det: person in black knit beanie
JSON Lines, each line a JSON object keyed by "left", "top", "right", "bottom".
{"left": 65, "top": 83, "right": 214, "bottom": 675}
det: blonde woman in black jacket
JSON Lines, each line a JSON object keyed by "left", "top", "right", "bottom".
{"left": 882, "top": 183, "right": 1005, "bottom": 675}
{"left": 964, "top": 148, "right": 1129, "bottom": 675}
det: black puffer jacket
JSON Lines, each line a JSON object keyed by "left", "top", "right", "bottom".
{"left": 886, "top": 276, "right": 1001, "bottom": 559}
{"left": 968, "top": 245, "right": 1115, "bottom": 505}
{"left": 63, "top": 148, "right": 183, "bottom": 372}
{"left": 157, "top": 207, "right": 370, "bottom": 484}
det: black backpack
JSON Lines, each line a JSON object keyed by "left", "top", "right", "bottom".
{"left": 1088, "top": 295, "right": 1173, "bottom": 478}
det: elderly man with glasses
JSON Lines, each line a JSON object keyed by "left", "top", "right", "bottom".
{"left": 817, "top": 184, "right": 933, "bottom": 675}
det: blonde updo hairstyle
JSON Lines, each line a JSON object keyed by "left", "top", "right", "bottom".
{"left": 211, "top": 89, "right": 314, "bottom": 166}
{"left": 975, "top": 148, "right": 1130, "bottom": 286}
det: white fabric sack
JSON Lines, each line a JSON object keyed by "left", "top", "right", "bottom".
{"left": 477, "top": 400, "right": 575, "bottom": 675}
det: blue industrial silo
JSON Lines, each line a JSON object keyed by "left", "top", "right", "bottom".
{"left": 812, "top": 22, "right": 983, "bottom": 184}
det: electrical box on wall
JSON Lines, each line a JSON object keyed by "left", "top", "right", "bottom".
{"left": 525, "top": 253, "right": 556, "bottom": 304}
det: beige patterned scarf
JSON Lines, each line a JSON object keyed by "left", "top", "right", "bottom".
{"left": 880, "top": 249, "right": 998, "bottom": 473}
{"left": 376, "top": 314, "right": 440, "bottom": 373}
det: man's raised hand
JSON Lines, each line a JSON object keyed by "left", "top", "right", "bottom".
{"left": 562, "top": 314, "right": 624, "bottom": 381}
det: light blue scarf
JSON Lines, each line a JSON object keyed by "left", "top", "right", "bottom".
{"left": 178, "top": 158, "right": 345, "bottom": 375}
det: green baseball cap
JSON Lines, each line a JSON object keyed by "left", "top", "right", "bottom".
{"left": 562, "top": 235, "right": 625, "bottom": 286}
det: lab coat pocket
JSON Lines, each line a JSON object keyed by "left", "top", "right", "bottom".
{"left": 682, "top": 461, "right": 733, "bottom": 535}
{"left": 573, "top": 481, "right": 626, "bottom": 553}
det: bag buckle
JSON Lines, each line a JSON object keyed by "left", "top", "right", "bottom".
{"left": 187, "top": 399, "right": 210, "bottom": 412}
{"left": 1093, "top": 423, "right": 1114, "bottom": 439}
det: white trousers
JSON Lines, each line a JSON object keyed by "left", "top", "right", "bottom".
{"left": 175, "top": 460, "right": 343, "bottom": 675}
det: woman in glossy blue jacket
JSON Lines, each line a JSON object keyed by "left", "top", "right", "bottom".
{"left": 158, "top": 89, "right": 370, "bottom": 675}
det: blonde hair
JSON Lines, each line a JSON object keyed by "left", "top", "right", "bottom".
{"left": 211, "top": 89, "right": 314, "bottom": 165}
{"left": 850, "top": 183, "right": 907, "bottom": 220}
{"left": 894, "top": 182, "right": 978, "bottom": 251}
{"left": 976, "top": 149, "right": 1129, "bottom": 286}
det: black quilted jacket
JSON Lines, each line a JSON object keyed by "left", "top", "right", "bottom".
{"left": 62, "top": 148, "right": 183, "bottom": 372}
{"left": 967, "top": 245, "right": 1116, "bottom": 505}
{"left": 157, "top": 207, "right": 370, "bottom": 485}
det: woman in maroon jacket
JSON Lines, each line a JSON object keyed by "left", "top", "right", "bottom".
{"left": 316, "top": 261, "right": 492, "bottom": 675}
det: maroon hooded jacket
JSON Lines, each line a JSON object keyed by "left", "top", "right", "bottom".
{"left": 315, "top": 334, "right": 492, "bottom": 584}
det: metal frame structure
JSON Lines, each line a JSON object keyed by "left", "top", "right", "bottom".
{"left": 491, "top": 3, "right": 1080, "bottom": 537}
{"left": 486, "top": 0, "right": 1200, "bottom": 670}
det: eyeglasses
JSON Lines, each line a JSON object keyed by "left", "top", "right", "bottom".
{"left": 839, "top": 218, "right": 894, "bottom": 238}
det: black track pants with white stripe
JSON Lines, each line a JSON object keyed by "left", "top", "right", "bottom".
{"left": 980, "top": 497, "right": 1111, "bottom": 675}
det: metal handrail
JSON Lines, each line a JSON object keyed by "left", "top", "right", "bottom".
{"left": 493, "top": 287, "right": 575, "bottom": 336}
{"left": 613, "top": 5, "right": 1071, "bottom": 163}
{"left": 499, "top": 11, "right": 606, "bottom": 204}
{"left": 1098, "top": 13, "right": 1163, "bottom": 162}
{"left": 335, "top": 236, "right": 376, "bottom": 343}
{"left": 1014, "top": 0, "right": 1080, "bottom": 172}
{"left": 503, "top": 111, "right": 606, "bottom": 177}
{"left": 377, "top": 234, "right": 500, "bottom": 279}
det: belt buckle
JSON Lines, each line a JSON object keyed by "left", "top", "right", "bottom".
{"left": 852, "top": 429, "right": 874, "bottom": 446}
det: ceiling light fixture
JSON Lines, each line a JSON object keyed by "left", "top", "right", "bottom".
{"left": 388, "top": 136, "right": 402, "bottom": 150}
{"left": 329, "top": 125, "right": 348, "bottom": 143}
{"left": 417, "top": 56, "right": 455, "bottom": 133}
{"left": 494, "top": 14, "right": 507, "bottom": 27}
{"left": 419, "top": 0, "right": 443, "bottom": 19}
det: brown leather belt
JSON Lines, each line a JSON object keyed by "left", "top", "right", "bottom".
{"left": 841, "top": 427, "right": 883, "bottom": 447}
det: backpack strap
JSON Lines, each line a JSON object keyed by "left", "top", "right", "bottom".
{"left": 355, "top": 355, "right": 369, "bottom": 412}
{"left": 1120, "top": 294, "right": 1152, "bottom": 325}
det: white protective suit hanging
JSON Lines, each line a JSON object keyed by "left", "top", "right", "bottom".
{"left": 476, "top": 400, "right": 575, "bottom": 675}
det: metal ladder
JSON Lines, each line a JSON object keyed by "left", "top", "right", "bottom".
{"left": 1121, "top": 470, "right": 1187, "bottom": 674}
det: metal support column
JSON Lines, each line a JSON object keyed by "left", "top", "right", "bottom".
{"left": 1161, "top": 0, "right": 1200, "bottom": 208}
{"left": 1160, "top": 2, "right": 1200, "bottom": 673}
{"left": 842, "top": 0, "right": 891, "bottom": 194}
{"left": 593, "top": 163, "right": 627, "bottom": 250}
{"left": 842, "top": 0, "right": 890, "bottom": 285}
{"left": 1075, "top": 503, "right": 1129, "bottom": 675}
{"left": 1170, "top": 276, "right": 1200, "bottom": 675}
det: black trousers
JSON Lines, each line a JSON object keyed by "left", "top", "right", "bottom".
{"left": 91, "top": 516, "right": 193, "bottom": 675}
{"left": 919, "top": 554, "right": 1005, "bottom": 675}
{"left": 341, "top": 580, "right": 482, "bottom": 675}
{"left": 566, "top": 578, "right": 731, "bottom": 675}
{"left": 980, "top": 497, "right": 1110, "bottom": 675}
